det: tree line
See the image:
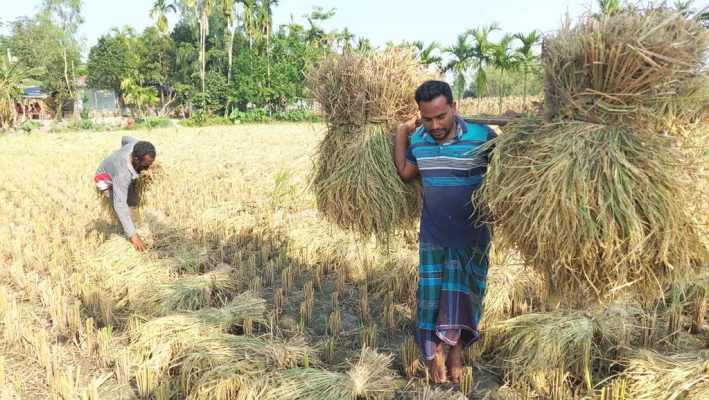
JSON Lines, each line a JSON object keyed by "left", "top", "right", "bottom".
{"left": 1, "top": 0, "right": 706, "bottom": 126}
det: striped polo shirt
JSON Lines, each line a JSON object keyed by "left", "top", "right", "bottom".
{"left": 405, "top": 115, "right": 497, "bottom": 249}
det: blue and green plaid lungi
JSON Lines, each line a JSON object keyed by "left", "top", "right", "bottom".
{"left": 413, "top": 241, "right": 489, "bottom": 360}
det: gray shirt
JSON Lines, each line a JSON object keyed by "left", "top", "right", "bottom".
{"left": 95, "top": 136, "right": 141, "bottom": 238}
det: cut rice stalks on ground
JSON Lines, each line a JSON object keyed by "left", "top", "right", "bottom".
{"left": 483, "top": 303, "right": 641, "bottom": 395}
{"left": 625, "top": 349, "right": 709, "bottom": 400}
{"left": 131, "top": 264, "right": 240, "bottom": 316}
{"left": 257, "top": 348, "right": 402, "bottom": 400}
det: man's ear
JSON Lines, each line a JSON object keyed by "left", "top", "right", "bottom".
{"left": 452, "top": 101, "right": 457, "bottom": 114}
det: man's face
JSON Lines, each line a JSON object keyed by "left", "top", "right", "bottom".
{"left": 132, "top": 154, "right": 154, "bottom": 174}
{"left": 419, "top": 95, "right": 457, "bottom": 142}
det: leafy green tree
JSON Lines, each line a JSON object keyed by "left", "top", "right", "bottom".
{"left": 43, "top": 0, "right": 83, "bottom": 100}
{"left": 87, "top": 33, "right": 138, "bottom": 91}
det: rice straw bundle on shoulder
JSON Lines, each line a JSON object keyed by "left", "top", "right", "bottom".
{"left": 544, "top": 7, "right": 709, "bottom": 130}
{"left": 477, "top": 7, "right": 709, "bottom": 306}
{"left": 309, "top": 48, "right": 436, "bottom": 240}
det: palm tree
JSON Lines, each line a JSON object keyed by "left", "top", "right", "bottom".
{"left": 355, "top": 37, "right": 373, "bottom": 55}
{"left": 467, "top": 23, "right": 499, "bottom": 113}
{"left": 305, "top": 18, "right": 326, "bottom": 49}
{"left": 120, "top": 77, "right": 158, "bottom": 117}
{"left": 514, "top": 30, "right": 541, "bottom": 110}
{"left": 149, "top": 0, "right": 177, "bottom": 35}
{"left": 221, "top": 0, "right": 242, "bottom": 84}
{"left": 490, "top": 33, "right": 520, "bottom": 115}
{"left": 259, "top": 0, "right": 279, "bottom": 86}
{"left": 597, "top": 0, "right": 621, "bottom": 17}
{"left": 183, "top": 0, "right": 217, "bottom": 94}
{"left": 443, "top": 34, "right": 472, "bottom": 102}
{"left": 243, "top": 0, "right": 259, "bottom": 50}
{"left": 337, "top": 27, "right": 356, "bottom": 52}
{"left": 414, "top": 41, "right": 442, "bottom": 72}
{"left": 110, "top": 25, "right": 136, "bottom": 44}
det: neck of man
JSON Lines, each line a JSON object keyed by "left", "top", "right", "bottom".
{"left": 434, "top": 118, "right": 458, "bottom": 145}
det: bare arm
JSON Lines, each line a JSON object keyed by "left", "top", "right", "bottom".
{"left": 394, "top": 117, "right": 420, "bottom": 183}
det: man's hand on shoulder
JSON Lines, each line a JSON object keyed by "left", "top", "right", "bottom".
{"left": 398, "top": 115, "right": 420, "bottom": 134}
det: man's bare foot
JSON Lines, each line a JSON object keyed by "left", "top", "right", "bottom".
{"left": 428, "top": 343, "right": 447, "bottom": 384}
{"left": 446, "top": 343, "right": 463, "bottom": 384}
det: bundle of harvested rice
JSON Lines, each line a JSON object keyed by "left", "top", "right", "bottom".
{"left": 131, "top": 292, "right": 266, "bottom": 372}
{"left": 177, "top": 335, "right": 316, "bottom": 398}
{"left": 544, "top": 8, "right": 709, "bottom": 130}
{"left": 483, "top": 303, "right": 640, "bottom": 393}
{"left": 131, "top": 264, "right": 240, "bottom": 316}
{"left": 185, "top": 363, "right": 257, "bottom": 400}
{"left": 625, "top": 349, "right": 709, "bottom": 400}
{"left": 258, "top": 348, "right": 401, "bottom": 400}
{"left": 403, "top": 386, "right": 467, "bottom": 400}
{"left": 309, "top": 48, "right": 434, "bottom": 239}
{"left": 132, "top": 291, "right": 265, "bottom": 342}
{"left": 478, "top": 7, "right": 709, "bottom": 305}
{"left": 481, "top": 119, "right": 708, "bottom": 304}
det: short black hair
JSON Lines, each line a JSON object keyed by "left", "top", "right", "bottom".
{"left": 133, "top": 141, "right": 156, "bottom": 160}
{"left": 415, "top": 80, "right": 454, "bottom": 105}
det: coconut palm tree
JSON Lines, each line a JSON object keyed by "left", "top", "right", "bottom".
{"left": 444, "top": 34, "right": 472, "bottom": 102}
{"left": 514, "top": 30, "right": 541, "bottom": 110}
{"left": 149, "top": 0, "right": 177, "bottom": 35}
{"left": 490, "top": 33, "right": 520, "bottom": 115}
{"left": 467, "top": 22, "right": 499, "bottom": 113}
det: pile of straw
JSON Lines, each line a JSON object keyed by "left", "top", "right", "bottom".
{"left": 131, "top": 264, "right": 239, "bottom": 316}
{"left": 478, "top": 7, "right": 709, "bottom": 305}
{"left": 482, "top": 302, "right": 640, "bottom": 393}
{"left": 625, "top": 349, "right": 709, "bottom": 399}
{"left": 259, "top": 348, "right": 401, "bottom": 400}
{"left": 309, "top": 48, "right": 434, "bottom": 239}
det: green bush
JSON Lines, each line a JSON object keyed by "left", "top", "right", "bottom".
{"left": 272, "top": 108, "right": 323, "bottom": 123}
{"left": 20, "top": 121, "right": 42, "bottom": 133}
{"left": 133, "top": 117, "right": 171, "bottom": 130}
{"left": 70, "top": 119, "right": 103, "bottom": 131}
{"left": 229, "top": 108, "right": 270, "bottom": 123}
{"left": 179, "top": 116, "right": 234, "bottom": 127}
{"left": 180, "top": 109, "right": 208, "bottom": 127}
